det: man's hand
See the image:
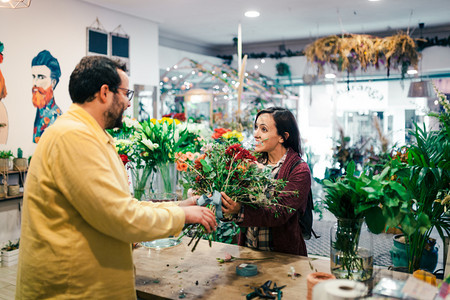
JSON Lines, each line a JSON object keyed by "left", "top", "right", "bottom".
{"left": 181, "top": 206, "right": 217, "bottom": 233}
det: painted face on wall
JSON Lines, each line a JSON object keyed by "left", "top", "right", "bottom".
{"left": 31, "top": 65, "right": 55, "bottom": 109}
{"left": 253, "top": 113, "right": 285, "bottom": 153}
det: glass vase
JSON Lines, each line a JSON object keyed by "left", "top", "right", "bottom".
{"left": 130, "top": 165, "right": 154, "bottom": 201}
{"left": 140, "top": 192, "right": 181, "bottom": 249}
{"left": 153, "top": 162, "right": 177, "bottom": 194}
{"left": 330, "top": 218, "right": 374, "bottom": 281}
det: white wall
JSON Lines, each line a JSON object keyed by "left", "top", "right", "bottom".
{"left": 0, "top": 0, "right": 159, "bottom": 245}
{"left": 159, "top": 46, "right": 223, "bottom": 72}
{"left": 0, "top": 0, "right": 159, "bottom": 157}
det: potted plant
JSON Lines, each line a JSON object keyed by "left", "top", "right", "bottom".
{"left": 1, "top": 239, "right": 19, "bottom": 267}
{"left": 382, "top": 89, "right": 450, "bottom": 273}
{"left": 0, "top": 150, "right": 13, "bottom": 172}
{"left": 13, "top": 147, "right": 28, "bottom": 171}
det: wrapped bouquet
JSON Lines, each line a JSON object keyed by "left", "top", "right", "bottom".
{"left": 177, "top": 138, "right": 295, "bottom": 251}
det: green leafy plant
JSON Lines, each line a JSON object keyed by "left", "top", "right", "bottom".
{"left": 323, "top": 160, "right": 410, "bottom": 279}
{"left": 0, "top": 150, "right": 13, "bottom": 159}
{"left": 1, "top": 239, "right": 19, "bottom": 251}
{"left": 378, "top": 87, "right": 450, "bottom": 273}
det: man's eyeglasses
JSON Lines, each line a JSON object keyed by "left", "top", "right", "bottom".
{"left": 117, "top": 87, "right": 134, "bottom": 100}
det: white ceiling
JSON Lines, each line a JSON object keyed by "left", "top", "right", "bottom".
{"left": 82, "top": 0, "right": 450, "bottom": 51}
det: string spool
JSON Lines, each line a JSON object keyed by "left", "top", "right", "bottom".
{"left": 307, "top": 272, "right": 336, "bottom": 300}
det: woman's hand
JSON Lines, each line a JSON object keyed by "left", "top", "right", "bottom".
{"left": 221, "top": 192, "right": 241, "bottom": 215}
{"left": 178, "top": 195, "right": 200, "bottom": 207}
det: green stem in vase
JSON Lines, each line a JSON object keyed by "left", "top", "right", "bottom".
{"left": 158, "top": 162, "right": 173, "bottom": 193}
{"left": 132, "top": 165, "right": 153, "bottom": 200}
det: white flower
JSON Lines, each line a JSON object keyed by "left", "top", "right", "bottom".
{"left": 123, "top": 116, "right": 142, "bottom": 130}
{"left": 174, "top": 128, "right": 180, "bottom": 143}
{"left": 142, "top": 139, "right": 159, "bottom": 151}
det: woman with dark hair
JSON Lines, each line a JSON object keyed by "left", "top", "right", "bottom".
{"left": 221, "top": 107, "right": 311, "bottom": 256}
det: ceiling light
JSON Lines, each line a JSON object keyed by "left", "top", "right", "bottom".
{"left": 368, "top": 0, "right": 380, "bottom": 2}
{"left": 407, "top": 80, "right": 435, "bottom": 98}
{"left": 244, "top": 11, "right": 260, "bottom": 18}
{"left": 0, "top": 0, "right": 32, "bottom": 8}
{"left": 325, "top": 73, "right": 336, "bottom": 79}
{"left": 407, "top": 69, "right": 418, "bottom": 75}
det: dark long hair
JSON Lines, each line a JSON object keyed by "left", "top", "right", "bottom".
{"left": 255, "top": 107, "right": 302, "bottom": 163}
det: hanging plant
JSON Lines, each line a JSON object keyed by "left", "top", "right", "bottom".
{"left": 276, "top": 62, "right": 291, "bottom": 76}
{"left": 304, "top": 32, "right": 420, "bottom": 79}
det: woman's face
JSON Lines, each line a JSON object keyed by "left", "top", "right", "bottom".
{"left": 253, "top": 113, "right": 285, "bottom": 153}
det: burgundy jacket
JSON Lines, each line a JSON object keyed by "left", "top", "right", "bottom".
{"left": 237, "top": 148, "right": 311, "bottom": 256}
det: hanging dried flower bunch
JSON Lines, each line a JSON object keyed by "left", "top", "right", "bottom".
{"left": 304, "top": 32, "right": 420, "bottom": 78}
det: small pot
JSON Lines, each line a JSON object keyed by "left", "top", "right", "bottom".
{"left": 13, "top": 158, "right": 28, "bottom": 171}
{"left": 7, "top": 185, "right": 20, "bottom": 196}
{"left": 390, "top": 234, "right": 438, "bottom": 273}
{"left": 0, "top": 185, "right": 6, "bottom": 198}
{"left": 0, "top": 158, "right": 11, "bottom": 172}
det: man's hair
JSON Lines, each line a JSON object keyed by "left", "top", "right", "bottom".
{"left": 31, "top": 50, "right": 61, "bottom": 88}
{"left": 69, "top": 56, "right": 127, "bottom": 104}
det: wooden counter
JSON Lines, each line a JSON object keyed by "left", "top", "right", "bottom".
{"left": 133, "top": 238, "right": 412, "bottom": 299}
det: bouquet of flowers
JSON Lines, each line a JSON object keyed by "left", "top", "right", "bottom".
{"left": 178, "top": 137, "right": 295, "bottom": 251}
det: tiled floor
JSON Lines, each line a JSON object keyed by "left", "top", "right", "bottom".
{"left": 0, "top": 264, "right": 17, "bottom": 299}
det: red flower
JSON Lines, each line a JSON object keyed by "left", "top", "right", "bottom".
{"left": 173, "top": 113, "right": 186, "bottom": 122}
{"left": 119, "top": 154, "right": 130, "bottom": 166}
{"left": 212, "top": 128, "right": 231, "bottom": 139}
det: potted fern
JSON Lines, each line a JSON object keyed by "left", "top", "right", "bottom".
{"left": 13, "top": 148, "right": 28, "bottom": 171}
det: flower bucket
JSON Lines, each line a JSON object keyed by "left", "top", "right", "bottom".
{"left": 330, "top": 218, "right": 374, "bottom": 281}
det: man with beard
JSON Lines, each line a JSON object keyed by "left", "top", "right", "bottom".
{"left": 31, "top": 50, "right": 62, "bottom": 143}
{"left": 16, "top": 56, "right": 217, "bottom": 299}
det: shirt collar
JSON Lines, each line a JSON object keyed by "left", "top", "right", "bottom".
{"left": 67, "top": 104, "right": 114, "bottom": 145}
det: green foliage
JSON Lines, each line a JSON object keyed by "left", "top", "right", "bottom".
{"left": 17, "top": 148, "right": 23, "bottom": 159}
{"left": 322, "top": 160, "right": 410, "bottom": 234}
{"left": 1, "top": 239, "right": 19, "bottom": 251}
{"left": 379, "top": 88, "right": 450, "bottom": 272}
{"left": 0, "top": 150, "right": 13, "bottom": 159}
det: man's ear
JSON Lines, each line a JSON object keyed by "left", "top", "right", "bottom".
{"left": 51, "top": 79, "right": 57, "bottom": 90}
{"left": 98, "top": 84, "right": 110, "bottom": 103}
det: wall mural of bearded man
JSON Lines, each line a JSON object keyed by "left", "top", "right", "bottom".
{"left": 31, "top": 50, "right": 62, "bottom": 143}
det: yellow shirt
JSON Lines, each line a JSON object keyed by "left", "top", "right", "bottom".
{"left": 16, "top": 104, "right": 185, "bottom": 299}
